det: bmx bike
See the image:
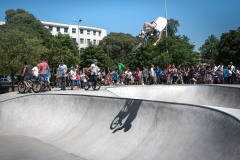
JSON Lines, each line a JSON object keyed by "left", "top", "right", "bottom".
{"left": 131, "top": 28, "right": 160, "bottom": 52}
{"left": 18, "top": 77, "right": 42, "bottom": 93}
{"left": 84, "top": 76, "right": 101, "bottom": 91}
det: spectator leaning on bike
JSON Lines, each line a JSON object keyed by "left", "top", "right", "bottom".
{"left": 22, "top": 62, "right": 33, "bottom": 92}
{"left": 90, "top": 59, "right": 99, "bottom": 88}
{"left": 58, "top": 60, "right": 68, "bottom": 90}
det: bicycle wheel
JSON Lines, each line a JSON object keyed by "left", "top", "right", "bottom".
{"left": 32, "top": 80, "right": 42, "bottom": 93}
{"left": 92, "top": 82, "right": 101, "bottom": 90}
{"left": 84, "top": 82, "right": 90, "bottom": 90}
{"left": 18, "top": 82, "right": 26, "bottom": 93}
{"left": 110, "top": 116, "right": 121, "bottom": 130}
{"left": 131, "top": 42, "right": 143, "bottom": 52}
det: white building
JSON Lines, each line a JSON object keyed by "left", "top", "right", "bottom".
{"left": 41, "top": 21, "right": 107, "bottom": 49}
{"left": 0, "top": 20, "right": 107, "bottom": 49}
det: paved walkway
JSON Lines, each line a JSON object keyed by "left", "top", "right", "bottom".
{"left": 0, "top": 86, "right": 117, "bottom": 102}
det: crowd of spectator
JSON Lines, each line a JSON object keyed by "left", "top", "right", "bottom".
{"left": 21, "top": 60, "right": 240, "bottom": 93}
{"left": 101, "top": 62, "right": 240, "bottom": 86}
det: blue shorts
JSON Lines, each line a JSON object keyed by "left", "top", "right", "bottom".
{"left": 39, "top": 74, "right": 47, "bottom": 83}
{"left": 76, "top": 80, "right": 81, "bottom": 86}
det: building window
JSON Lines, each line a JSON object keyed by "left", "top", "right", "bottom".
{"left": 87, "top": 30, "right": 90, "bottom": 35}
{"left": 80, "top": 38, "right": 84, "bottom": 44}
{"left": 64, "top": 28, "right": 68, "bottom": 33}
{"left": 93, "top": 31, "right": 96, "bottom": 35}
{"left": 57, "top": 27, "right": 60, "bottom": 32}
{"left": 72, "top": 38, "right": 76, "bottom": 42}
{"left": 80, "top": 29, "right": 84, "bottom": 34}
{"left": 72, "top": 28, "right": 76, "bottom": 33}
{"left": 87, "top": 39, "right": 91, "bottom": 44}
{"left": 99, "top": 31, "right": 101, "bottom": 36}
{"left": 93, "top": 39, "right": 97, "bottom": 45}
{"left": 49, "top": 26, "right": 53, "bottom": 31}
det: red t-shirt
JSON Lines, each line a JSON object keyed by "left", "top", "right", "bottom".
{"left": 38, "top": 61, "right": 49, "bottom": 75}
{"left": 76, "top": 73, "right": 80, "bottom": 80}
{"left": 167, "top": 66, "right": 172, "bottom": 74}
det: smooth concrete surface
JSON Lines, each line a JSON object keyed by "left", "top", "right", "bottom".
{"left": 107, "top": 85, "right": 240, "bottom": 109}
{"left": 0, "top": 94, "right": 240, "bottom": 160}
{"left": 107, "top": 85, "right": 240, "bottom": 120}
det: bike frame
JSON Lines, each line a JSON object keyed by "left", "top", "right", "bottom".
{"left": 131, "top": 28, "right": 157, "bottom": 52}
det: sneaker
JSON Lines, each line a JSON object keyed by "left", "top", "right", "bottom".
{"left": 192, "top": 78, "right": 197, "bottom": 82}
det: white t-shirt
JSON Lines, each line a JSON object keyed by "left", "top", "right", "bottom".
{"left": 150, "top": 67, "right": 156, "bottom": 77}
{"left": 125, "top": 71, "right": 132, "bottom": 79}
{"left": 231, "top": 65, "right": 235, "bottom": 72}
{"left": 32, "top": 66, "right": 39, "bottom": 77}
{"left": 58, "top": 64, "right": 68, "bottom": 77}
{"left": 218, "top": 65, "right": 224, "bottom": 72}
{"left": 70, "top": 70, "right": 77, "bottom": 80}
{"left": 91, "top": 63, "right": 99, "bottom": 75}
{"left": 154, "top": 17, "right": 167, "bottom": 31}
{"left": 81, "top": 74, "right": 87, "bottom": 82}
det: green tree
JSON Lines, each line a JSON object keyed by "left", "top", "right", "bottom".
{"left": 100, "top": 33, "right": 137, "bottom": 64}
{"left": 216, "top": 28, "right": 240, "bottom": 66}
{"left": 4, "top": 9, "right": 52, "bottom": 43}
{"left": 80, "top": 44, "right": 113, "bottom": 70}
{"left": 199, "top": 35, "right": 219, "bottom": 63}
{"left": 167, "top": 18, "right": 180, "bottom": 36}
{"left": 45, "top": 33, "right": 80, "bottom": 69}
{"left": 0, "top": 29, "right": 46, "bottom": 90}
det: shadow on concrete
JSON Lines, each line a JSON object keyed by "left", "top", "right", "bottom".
{"left": 110, "top": 99, "right": 142, "bottom": 133}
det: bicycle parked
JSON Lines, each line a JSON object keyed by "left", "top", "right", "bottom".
{"left": 18, "top": 77, "right": 41, "bottom": 93}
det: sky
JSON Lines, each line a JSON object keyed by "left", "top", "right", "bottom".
{"left": 0, "top": 0, "right": 240, "bottom": 51}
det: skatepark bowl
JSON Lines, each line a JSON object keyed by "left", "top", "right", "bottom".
{"left": 0, "top": 85, "right": 240, "bottom": 160}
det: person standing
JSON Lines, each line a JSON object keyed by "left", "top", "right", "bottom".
{"left": 167, "top": 64, "right": 173, "bottom": 84}
{"left": 112, "top": 68, "right": 119, "bottom": 85}
{"left": 69, "top": 66, "right": 77, "bottom": 90}
{"left": 230, "top": 62, "right": 236, "bottom": 84}
{"left": 76, "top": 70, "right": 81, "bottom": 89}
{"left": 142, "top": 66, "right": 148, "bottom": 85}
{"left": 90, "top": 59, "right": 99, "bottom": 88}
{"left": 104, "top": 64, "right": 110, "bottom": 77}
{"left": 155, "top": 66, "right": 160, "bottom": 84}
{"left": 22, "top": 62, "right": 33, "bottom": 92}
{"left": 223, "top": 66, "right": 229, "bottom": 84}
{"left": 58, "top": 60, "right": 68, "bottom": 90}
{"left": 108, "top": 68, "right": 113, "bottom": 85}
{"left": 37, "top": 58, "right": 49, "bottom": 83}
{"left": 150, "top": 64, "right": 156, "bottom": 85}
{"left": 218, "top": 63, "right": 224, "bottom": 83}
{"left": 118, "top": 63, "right": 125, "bottom": 85}
{"left": 32, "top": 65, "right": 39, "bottom": 79}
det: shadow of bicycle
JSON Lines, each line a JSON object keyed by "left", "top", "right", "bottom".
{"left": 110, "top": 99, "right": 142, "bottom": 133}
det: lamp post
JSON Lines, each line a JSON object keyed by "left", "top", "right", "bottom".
{"left": 164, "top": 0, "right": 168, "bottom": 53}
{"left": 164, "top": 0, "right": 168, "bottom": 38}
{"left": 73, "top": 19, "right": 83, "bottom": 56}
